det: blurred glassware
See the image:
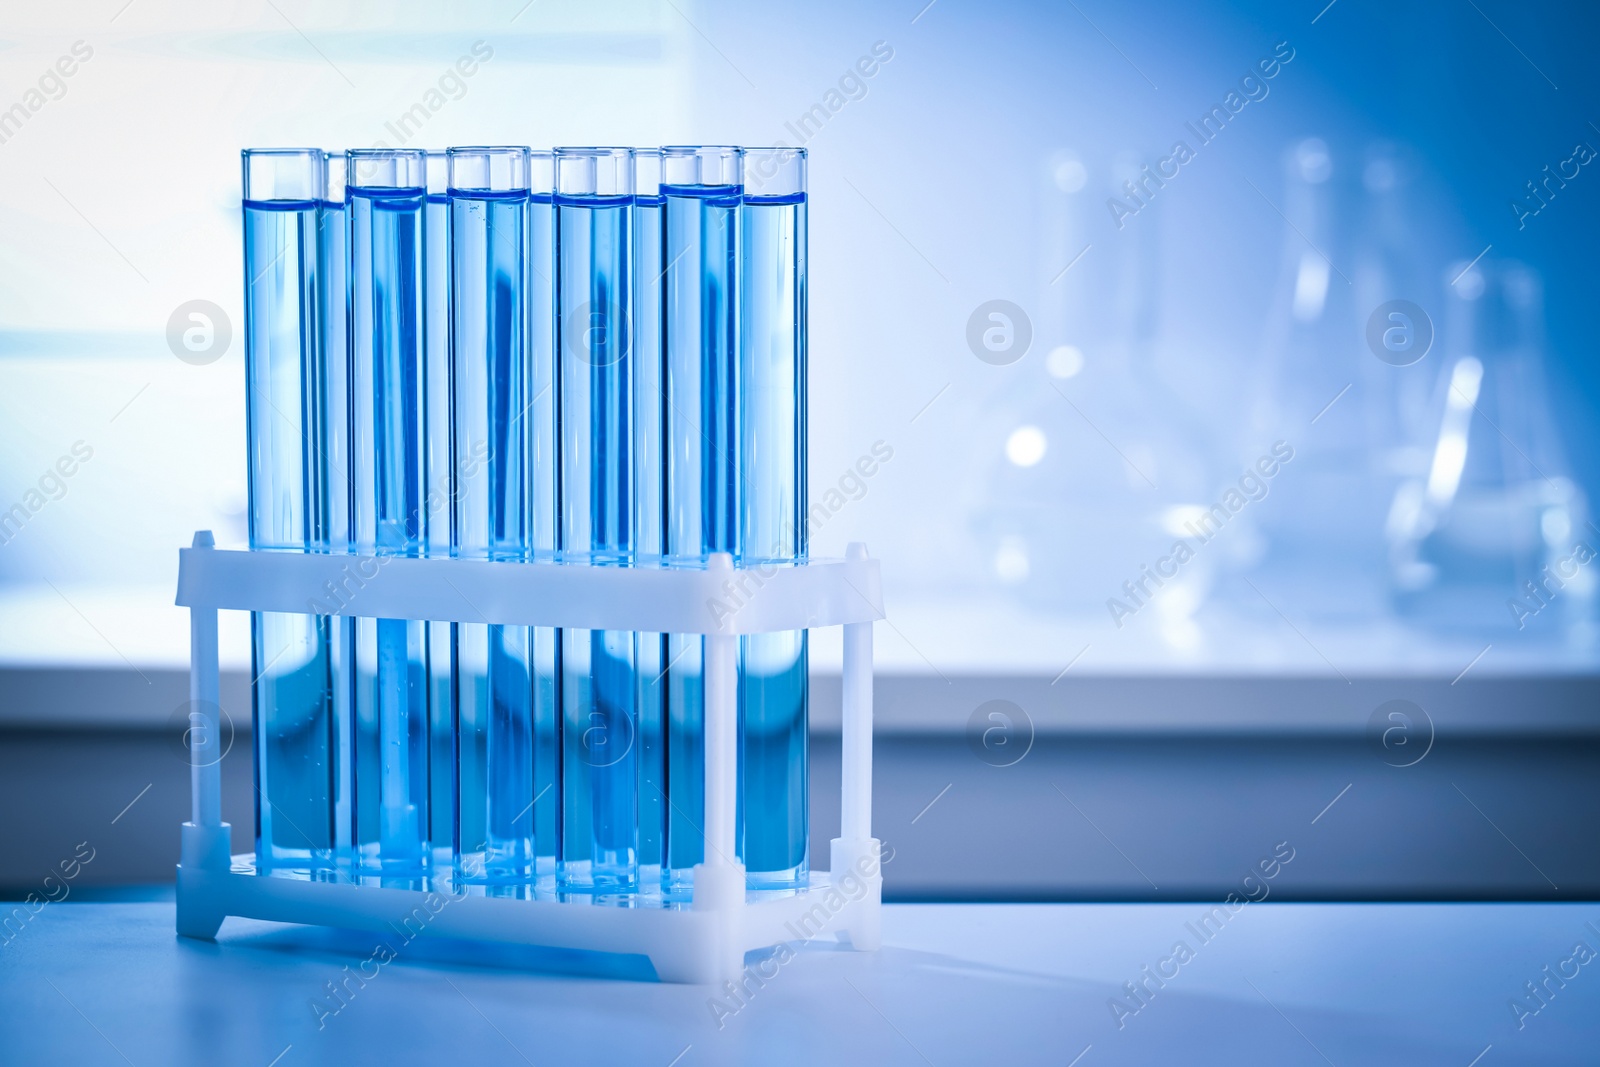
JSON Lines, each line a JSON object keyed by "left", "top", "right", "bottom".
{"left": 1387, "top": 259, "right": 1595, "bottom": 638}
{"left": 977, "top": 151, "right": 1217, "bottom": 646}
{"left": 1351, "top": 141, "right": 1438, "bottom": 482}
{"left": 1244, "top": 138, "right": 1389, "bottom": 622}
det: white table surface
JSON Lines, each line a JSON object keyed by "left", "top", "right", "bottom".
{"left": 2, "top": 901, "right": 1597, "bottom": 1065}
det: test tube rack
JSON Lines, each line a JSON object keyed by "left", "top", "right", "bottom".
{"left": 172, "top": 531, "right": 883, "bottom": 984}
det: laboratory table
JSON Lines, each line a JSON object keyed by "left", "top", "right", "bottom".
{"left": 2, "top": 901, "right": 1596, "bottom": 1064}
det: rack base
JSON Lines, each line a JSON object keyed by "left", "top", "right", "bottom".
{"left": 176, "top": 840, "right": 883, "bottom": 985}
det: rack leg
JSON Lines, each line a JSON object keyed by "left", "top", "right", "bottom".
{"left": 833, "top": 541, "right": 881, "bottom": 951}
{"left": 179, "top": 532, "right": 232, "bottom": 941}
{"left": 174, "top": 868, "right": 226, "bottom": 940}
{"left": 840, "top": 544, "right": 874, "bottom": 842}
{"left": 692, "top": 553, "right": 746, "bottom": 983}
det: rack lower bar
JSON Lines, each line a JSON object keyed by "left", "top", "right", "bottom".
{"left": 176, "top": 859, "right": 884, "bottom": 985}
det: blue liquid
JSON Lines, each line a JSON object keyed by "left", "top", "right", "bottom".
{"left": 528, "top": 193, "right": 561, "bottom": 881}
{"left": 348, "top": 185, "right": 430, "bottom": 877}
{"left": 422, "top": 193, "right": 454, "bottom": 853}
{"left": 739, "top": 192, "right": 808, "bottom": 887}
{"left": 451, "top": 189, "right": 535, "bottom": 884}
{"left": 633, "top": 194, "right": 666, "bottom": 874}
{"left": 317, "top": 193, "right": 356, "bottom": 865}
{"left": 661, "top": 183, "right": 740, "bottom": 892}
{"left": 556, "top": 192, "right": 637, "bottom": 891}
{"left": 317, "top": 196, "right": 352, "bottom": 556}
{"left": 244, "top": 199, "right": 339, "bottom": 872}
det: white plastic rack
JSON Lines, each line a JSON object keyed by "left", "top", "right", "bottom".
{"left": 173, "top": 531, "right": 884, "bottom": 984}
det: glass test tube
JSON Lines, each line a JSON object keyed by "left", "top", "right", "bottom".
{"left": 738, "top": 148, "right": 808, "bottom": 888}
{"left": 320, "top": 151, "right": 355, "bottom": 867}
{"left": 555, "top": 147, "right": 638, "bottom": 892}
{"left": 661, "top": 146, "right": 742, "bottom": 894}
{"left": 632, "top": 148, "right": 666, "bottom": 880}
{"left": 527, "top": 150, "right": 561, "bottom": 882}
{"left": 242, "top": 148, "right": 340, "bottom": 874}
{"left": 450, "top": 147, "right": 537, "bottom": 885}
{"left": 320, "top": 153, "right": 352, "bottom": 558}
{"left": 422, "top": 150, "right": 455, "bottom": 856}
{"left": 347, "top": 148, "right": 430, "bottom": 878}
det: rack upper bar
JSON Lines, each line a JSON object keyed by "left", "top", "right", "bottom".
{"left": 175, "top": 545, "right": 883, "bottom": 635}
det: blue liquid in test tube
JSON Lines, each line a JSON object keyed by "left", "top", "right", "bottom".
{"left": 347, "top": 149, "right": 430, "bottom": 879}
{"left": 632, "top": 148, "right": 666, "bottom": 881}
{"left": 319, "top": 150, "right": 355, "bottom": 867}
{"left": 422, "top": 150, "right": 455, "bottom": 857}
{"left": 555, "top": 147, "right": 637, "bottom": 892}
{"left": 661, "top": 146, "right": 742, "bottom": 895}
{"left": 528, "top": 151, "right": 561, "bottom": 883}
{"left": 319, "top": 152, "right": 351, "bottom": 563}
{"left": 242, "top": 148, "right": 340, "bottom": 875}
{"left": 738, "top": 148, "right": 808, "bottom": 889}
{"left": 450, "top": 147, "right": 536, "bottom": 885}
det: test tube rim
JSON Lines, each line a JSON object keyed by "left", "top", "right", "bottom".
{"left": 742, "top": 146, "right": 807, "bottom": 200}
{"left": 323, "top": 150, "right": 348, "bottom": 204}
{"left": 241, "top": 147, "right": 325, "bottom": 159}
{"left": 447, "top": 145, "right": 533, "bottom": 194}
{"left": 659, "top": 144, "right": 744, "bottom": 155}
{"left": 743, "top": 146, "right": 809, "bottom": 158}
{"left": 424, "top": 148, "right": 449, "bottom": 198}
{"left": 529, "top": 149, "right": 556, "bottom": 198}
{"left": 634, "top": 148, "right": 663, "bottom": 202}
{"left": 345, "top": 147, "right": 427, "bottom": 191}
{"left": 553, "top": 146, "right": 636, "bottom": 199}
{"left": 241, "top": 147, "right": 325, "bottom": 203}
{"left": 659, "top": 145, "right": 743, "bottom": 192}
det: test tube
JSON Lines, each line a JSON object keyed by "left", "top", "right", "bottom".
{"left": 738, "top": 147, "right": 808, "bottom": 888}
{"left": 347, "top": 148, "right": 430, "bottom": 878}
{"left": 319, "top": 152, "right": 351, "bottom": 557}
{"left": 319, "top": 150, "right": 355, "bottom": 867}
{"left": 527, "top": 150, "right": 561, "bottom": 882}
{"left": 555, "top": 146, "right": 637, "bottom": 892}
{"left": 660, "top": 146, "right": 742, "bottom": 894}
{"left": 422, "top": 150, "right": 454, "bottom": 857}
{"left": 242, "top": 148, "right": 340, "bottom": 875}
{"left": 450, "top": 147, "right": 536, "bottom": 885}
{"left": 632, "top": 148, "right": 666, "bottom": 881}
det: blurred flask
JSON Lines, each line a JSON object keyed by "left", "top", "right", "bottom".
{"left": 1387, "top": 259, "right": 1594, "bottom": 637}
{"left": 977, "top": 150, "right": 1216, "bottom": 646}
{"left": 1351, "top": 142, "right": 1437, "bottom": 483}
{"left": 1246, "top": 138, "right": 1388, "bottom": 621}
{"left": 969, "top": 151, "right": 1098, "bottom": 608}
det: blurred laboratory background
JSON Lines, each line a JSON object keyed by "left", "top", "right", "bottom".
{"left": 2, "top": 0, "right": 1597, "bottom": 901}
